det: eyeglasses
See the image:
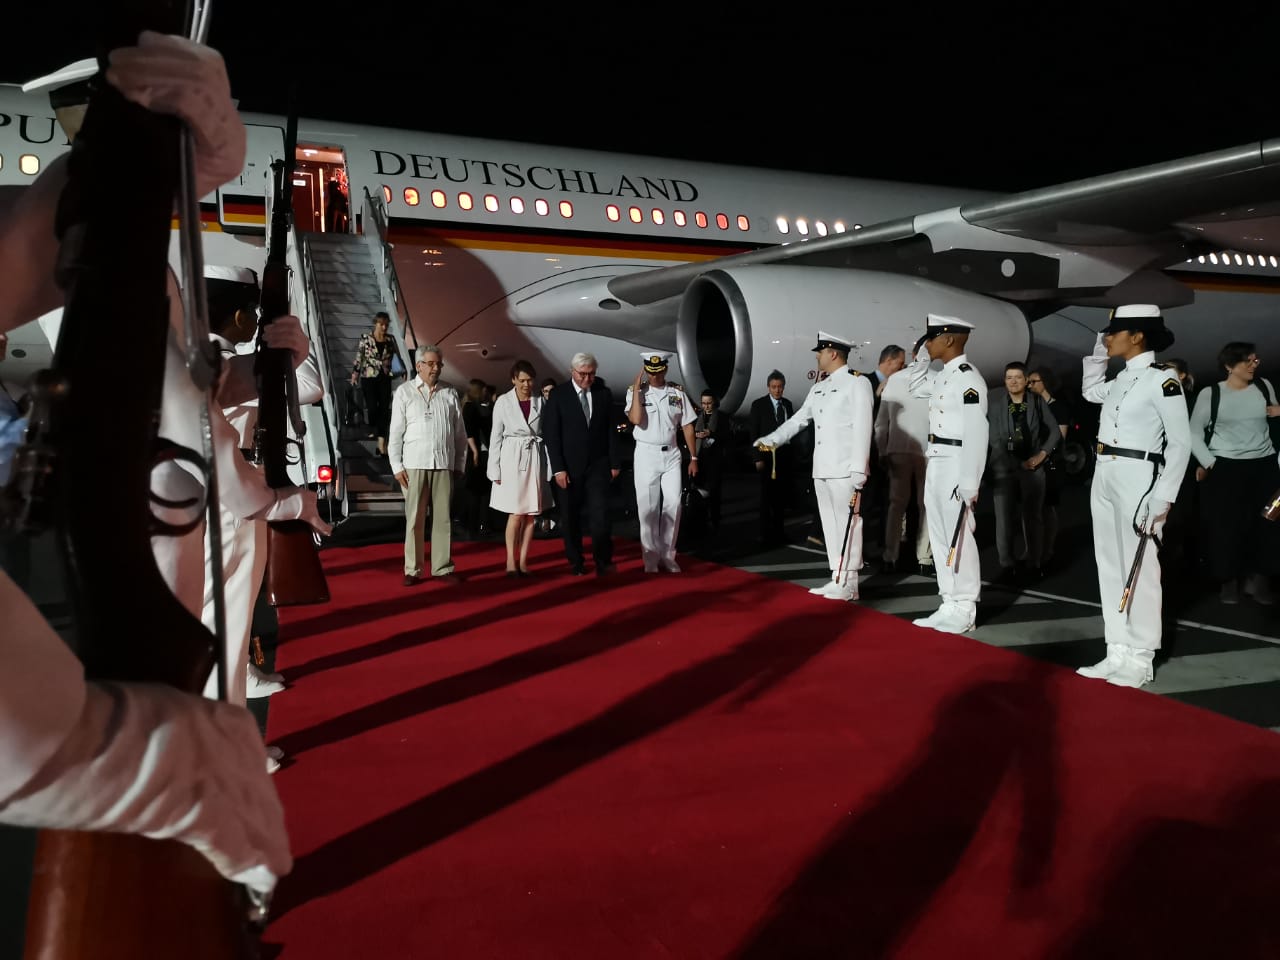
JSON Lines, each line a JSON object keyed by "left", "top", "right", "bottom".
{"left": 1027, "top": 378, "right": 1043, "bottom": 385}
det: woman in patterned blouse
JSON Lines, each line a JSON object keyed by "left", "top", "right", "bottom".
{"left": 349, "top": 312, "right": 404, "bottom": 454}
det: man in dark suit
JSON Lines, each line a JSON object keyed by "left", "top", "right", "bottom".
{"left": 747, "top": 370, "right": 794, "bottom": 545}
{"left": 542, "top": 351, "right": 622, "bottom": 575}
{"left": 863, "top": 344, "right": 906, "bottom": 560}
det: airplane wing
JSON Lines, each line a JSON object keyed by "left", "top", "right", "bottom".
{"left": 608, "top": 138, "right": 1280, "bottom": 311}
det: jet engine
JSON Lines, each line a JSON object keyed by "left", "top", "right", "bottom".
{"left": 675, "top": 266, "right": 1031, "bottom": 415}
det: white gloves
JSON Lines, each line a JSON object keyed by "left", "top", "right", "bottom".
{"left": 1145, "top": 499, "right": 1172, "bottom": 533}
{"left": 958, "top": 488, "right": 979, "bottom": 505}
{"left": 105, "top": 32, "right": 246, "bottom": 197}
{"left": 261, "top": 315, "right": 311, "bottom": 370}
{"left": 1090, "top": 331, "right": 1109, "bottom": 360}
{"left": 915, "top": 342, "right": 931, "bottom": 364}
{"left": 1, "top": 682, "right": 291, "bottom": 897}
{"left": 265, "top": 487, "right": 334, "bottom": 537}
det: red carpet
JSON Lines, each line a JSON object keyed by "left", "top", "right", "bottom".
{"left": 265, "top": 539, "right": 1280, "bottom": 958}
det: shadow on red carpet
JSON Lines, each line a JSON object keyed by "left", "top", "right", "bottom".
{"left": 264, "top": 539, "right": 1280, "bottom": 958}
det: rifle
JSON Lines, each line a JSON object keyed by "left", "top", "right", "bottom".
{"left": 10, "top": 2, "right": 257, "bottom": 956}
{"left": 255, "top": 99, "right": 330, "bottom": 606}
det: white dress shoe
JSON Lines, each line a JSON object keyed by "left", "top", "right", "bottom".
{"left": 912, "top": 605, "right": 950, "bottom": 627}
{"left": 1077, "top": 644, "right": 1127, "bottom": 680}
{"left": 249, "top": 662, "right": 285, "bottom": 685}
{"left": 809, "top": 582, "right": 835, "bottom": 595}
{"left": 661, "top": 557, "right": 682, "bottom": 573}
{"left": 266, "top": 756, "right": 281, "bottom": 775}
{"left": 1106, "top": 648, "right": 1155, "bottom": 689}
{"left": 265, "top": 745, "right": 284, "bottom": 761}
{"left": 247, "top": 672, "right": 285, "bottom": 699}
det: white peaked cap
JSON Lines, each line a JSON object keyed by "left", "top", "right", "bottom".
{"left": 205, "top": 265, "right": 259, "bottom": 287}
{"left": 1112, "top": 304, "right": 1161, "bottom": 319}
{"left": 926, "top": 314, "right": 975, "bottom": 333}
{"left": 641, "top": 351, "right": 672, "bottom": 368}
{"left": 812, "top": 330, "right": 853, "bottom": 351}
{"left": 22, "top": 58, "right": 97, "bottom": 95}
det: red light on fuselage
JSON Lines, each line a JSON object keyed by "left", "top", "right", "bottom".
{"left": 317, "top": 464, "right": 334, "bottom": 483}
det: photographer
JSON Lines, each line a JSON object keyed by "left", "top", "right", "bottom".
{"left": 987, "top": 362, "right": 1060, "bottom": 581}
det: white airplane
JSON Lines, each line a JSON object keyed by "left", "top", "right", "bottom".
{"left": 3, "top": 80, "right": 1278, "bottom": 503}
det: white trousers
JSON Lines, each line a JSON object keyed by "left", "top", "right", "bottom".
{"left": 884, "top": 452, "right": 931, "bottom": 564}
{"left": 1091, "top": 459, "right": 1163, "bottom": 651}
{"left": 634, "top": 443, "right": 683, "bottom": 566}
{"left": 815, "top": 476, "right": 861, "bottom": 595}
{"left": 200, "top": 507, "right": 269, "bottom": 706}
{"left": 150, "top": 462, "right": 207, "bottom": 617}
{"left": 923, "top": 456, "right": 980, "bottom": 616}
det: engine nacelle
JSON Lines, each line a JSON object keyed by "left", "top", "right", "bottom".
{"left": 675, "top": 266, "right": 1031, "bottom": 414}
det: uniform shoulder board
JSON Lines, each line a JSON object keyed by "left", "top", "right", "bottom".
{"left": 958, "top": 363, "right": 972, "bottom": 372}
{"left": 1150, "top": 361, "right": 1170, "bottom": 370}
{"left": 963, "top": 387, "right": 980, "bottom": 404}
{"left": 1161, "top": 377, "right": 1182, "bottom": 397}
{"left": 850, "top": 369, "right": 862, "bottom": 376}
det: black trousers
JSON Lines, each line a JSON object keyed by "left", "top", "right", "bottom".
{"left": 559, "top": 459, "right": 613, "bottom": 568}
{"left": 1197, "top": 455, "right": 1280, "bottom": 580}
{"left": 759, "top": 464, "right": 790, "bottom": 543}
{"left": 361, "top": 374, "right": 394, "bottom": 439}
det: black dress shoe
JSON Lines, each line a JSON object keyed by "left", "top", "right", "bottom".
{"left": 505, "top": 570, "right": 520, "bottom": 578}
{"left": 517, "top": 568, "right": 533, "bottom": 577}
{"left": 569, "top": 565, "right": 586, "bottom": 576}
{"left": 403, "top": 575, "right": 421, "bottom": 587}
{"left": 596, "top": 562, "right": 618, "bottom": 577}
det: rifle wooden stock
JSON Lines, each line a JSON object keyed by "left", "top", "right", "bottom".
{"left": 25, "top": 833, "right": 252, "bottom": 960}
{"left": 19, "top": 2, "right": 254, "bottom": 957}
{"left": 257, "top": 105, "right": 329, "bottom": 607}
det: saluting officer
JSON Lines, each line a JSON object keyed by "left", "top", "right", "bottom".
{"left": 908, "top": 315, "right": 988, "bottom": 633}
{"left": 627, "top": 352, "right": 698, "bottom": 572}
{"left": 754, "top": 332, "right": 874, "bottom": 602}
{"left": 1077, "top": 304, "right": 1190, "bottom": 688}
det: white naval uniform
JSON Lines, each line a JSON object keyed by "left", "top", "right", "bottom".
{"left": 625, "top": 381, "right": 697, "bottom": 569}
{"left": 1082, "top": 349, "right": 1190, "bottom": 666}
{"left": 908, "top": 352, "right": 988, "bottom": 621}
{"left": 200, "top": 334, "right": 323, "bottom": 705}
{"left": 756, "top": 366, "right": 874, "bottom": 596}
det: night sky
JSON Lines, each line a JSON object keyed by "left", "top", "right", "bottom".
{"left": 5, "top": 3, "right": 1277, "bottom": 193}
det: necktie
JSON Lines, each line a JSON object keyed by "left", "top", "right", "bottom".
{"left": 580, "top": 389, "right": 590, "bottom": 422}
{"left": 776, "top": 403, "right": 785, "bottom": 426}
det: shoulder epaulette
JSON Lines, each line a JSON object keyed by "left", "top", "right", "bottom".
{"left": 1150, "top": 361, "right": 1171, "bottom": 370}
{"left": 958, "top": 363, "right": 973, "bottom": 372}
{"left": 669, "top": 382, "right": 683, "bottom": 390}
{"left": 850, "top": 369, "right": 862, "bottom": 377}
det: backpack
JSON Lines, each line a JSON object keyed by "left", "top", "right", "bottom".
{"left": 1204, "top": 378, "right": 1280, "bottom": 452}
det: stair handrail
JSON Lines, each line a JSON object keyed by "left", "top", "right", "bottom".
{"left": 362, "top": 186, "right": 419, "bottom": 353}
{"left": 298, "top": 233, "right": 345, "bottom": 515}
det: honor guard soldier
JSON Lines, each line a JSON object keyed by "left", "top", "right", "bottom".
{"left": 1077, "top": 304, "right": 1190, "bottom": 688}
{"left": 908, "top": 314, "right": 988, "bottom": 632}
{"left": 627, "top": 352, "right": 699, "bottom": 572}
{"left": 754, "top": 331, "right": 874, "bottom": 601}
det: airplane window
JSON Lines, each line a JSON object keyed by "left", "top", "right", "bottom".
{"left": 796, "top": 218, "right": 809, "bottom": 236}
{"left": 673, "top": 211, "right": 687, "bottom": 227}
{"left": 1247, "top": 254, "right": 1256, "bottom": 266}
{"left": 628, "top": 206, "right": 643, "bottom": 224}
{"left": 775, "top": 217, "right": 789, "bottom": 234}
{"left": 382, "top": 185, "right": 392, "bottom": 204}
{"left": 1271, "top": 256, "right": 1279, "bottom": 268}
{"left": 404, "top": 188, "right": 421, "bottom": 206}
{"left": 1209, "top": 253, "right": 1219, "bottom": 264}
{"left": 833, "top": 221, "right": 846, "bottom": 233}
{"left": 484, "top": 194, "right": 499, "bottom": 212}
{"left": 458, "top": 193, "right": 474, "bottom": 211}
{"left": 511, "top": 197, "right": 525, "bottom": 214}
{"left": 606, "top": 204, "right": 620, "bottom": 222}
{"left": 0, "top": 155, "right": 4, "bottom": 172}
{"left": 737, "top": 215, "right": 749, "bottom": 231}
{"left": 431, "top": 190, "right": 447, "bottom": 208}
{"left": 695, "top": 212, "right": 708, "bottom": 228}
{"left": 559, "top": 200, "right": 573, "bottom": 218}
{"left": 1234, "top": 253, "right": 1243, "bottom": 266}
{"left": 853, "top": 223, "right": 863, "bottom": 230}
{"left": 815, "top": 221, "right": 828, "bottom": 237}
{"left": 1197, "top": 256, "right": 1206, "bottom": 263}
{"left": 715, "top": 213, "right": 729, "bottom": 230}
{"left": 19, "top": 154, "right": 39, "bottom": 176}
{"left": 652, "top": 209, "right": 664, "bottom": 225}
{"left": 534, "top": 199, "right": 549, "bottom": 216}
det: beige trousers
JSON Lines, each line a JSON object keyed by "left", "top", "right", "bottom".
{"left": 405, "top": 468, "right": 455, "bottom": 576}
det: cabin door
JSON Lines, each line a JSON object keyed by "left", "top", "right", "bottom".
{"left": 292, "top": 143, "right": 350, "bottom": 234}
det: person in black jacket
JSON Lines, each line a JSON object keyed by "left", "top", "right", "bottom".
{"left": 542, "top": 352, "right": 622, "bottom": 575}
{"left": 747, "top": 370, "right": 795, "bottom": 545}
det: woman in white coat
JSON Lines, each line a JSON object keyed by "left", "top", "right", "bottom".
{"left": 489, "top": 360, "right": 551, "bottom": 575}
